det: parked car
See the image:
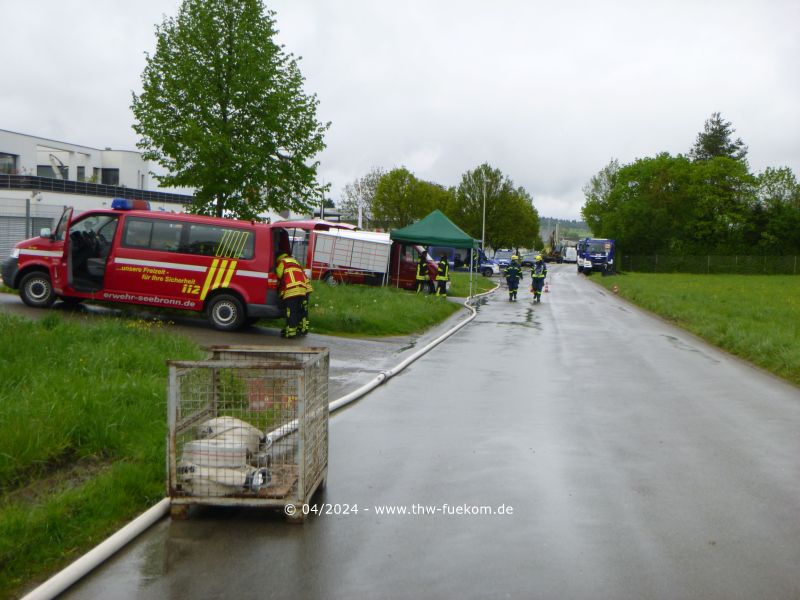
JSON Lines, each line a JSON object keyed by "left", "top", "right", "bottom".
{"left": 493, "top": 249, "right": 514, "bottom": 269}
{"left": 520, "top": 252, "right": 541, "bottom": 267}
{"left": 561, "top": 246, "right": 577, "bottom": 263}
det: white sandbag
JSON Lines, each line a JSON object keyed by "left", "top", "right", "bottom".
{"left": 182, "top": 439, "right": 248, "bottom": 468}
{"left": 178, "top": 463, "right": 271, "bottom": 496}
{"left": 197, "top": 416, "right": 263, "bottom": 454}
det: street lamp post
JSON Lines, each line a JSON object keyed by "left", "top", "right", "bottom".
{"left": 481, "top": 179, "right": 486, "bottom": 250}
{"left": 481, "top": 179, "right": 487, "bottom": 251}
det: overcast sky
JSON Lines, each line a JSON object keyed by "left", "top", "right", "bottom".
{"left": 2, "top": 0, "right": 798, "bottom": 219}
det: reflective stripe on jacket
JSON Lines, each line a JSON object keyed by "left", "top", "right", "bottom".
{"left": 504, "top": 263, "right": 522, "bottom": 281}
{"left": 436, "top": 259, "right": 449, "bottom": 281}
{"left": 276, "top": 255, "right": 308, "bottom": 300}
{"left": 416, "top": 258, "right": 429, "bottom": 281}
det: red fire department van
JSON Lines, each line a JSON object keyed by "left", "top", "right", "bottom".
{"left": 276, "top": 219, "right": 438, "bottom": 289}
{"left": 1, "top": 199, "right": 287, "bottom": 330}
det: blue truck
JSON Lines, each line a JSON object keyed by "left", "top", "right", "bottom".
{"left": 576, "top": 238, "right": 615, "bottom": 275}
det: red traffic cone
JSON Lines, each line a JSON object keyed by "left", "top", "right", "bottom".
{"left": 544, "top": 282, "right": 550, "bottom": 293}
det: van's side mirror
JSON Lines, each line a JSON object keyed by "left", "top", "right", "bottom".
{"left": 39, "top": 228, "right": 52, "bottom": 239}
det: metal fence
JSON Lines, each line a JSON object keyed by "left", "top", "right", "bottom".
{"left": 0, "top": 198, "right": 64, "bottom": 260}
{"left": 621, "top": 255, "right": 800, "bottom": 275}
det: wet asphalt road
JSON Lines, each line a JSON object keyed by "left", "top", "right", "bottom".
{"left": 10, "top": 265, "right": 800, "bottom": 599}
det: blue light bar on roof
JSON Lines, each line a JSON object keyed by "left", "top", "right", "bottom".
{"left": 111, "top": 198, "right": 150, "bottom": 210}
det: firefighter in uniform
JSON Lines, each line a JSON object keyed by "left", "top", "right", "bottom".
{"left": 530, "top": 254, "right": 548, "bottom": 303}
{"left": 504, "top": 255, "right": 523, "bottom": 301}
{"left": 299, "top": 276, "right": 313, "bottom": 335}
{"left": 416, "top": 250, "right": 433, "bottom": 294}
{"left": 275, "top": 251, "right": 310, "bottom": 338}
{"left": 435, "top": 254, "right": 449, "bottom": 296}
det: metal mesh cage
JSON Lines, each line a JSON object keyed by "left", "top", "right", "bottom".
{"left": 167, "top": 347, "right": 328, "bottom": 511}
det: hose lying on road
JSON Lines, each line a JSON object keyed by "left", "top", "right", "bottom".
{"left": 21, "top": 499, "right": 171, "bottom": 600}
{"left": 329, "top": 294, "right": 483, "bottom": 412}
{"left": 21, "top": 289, "right": 493, "bottom": 600}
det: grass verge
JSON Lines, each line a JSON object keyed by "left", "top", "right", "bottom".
{"left": 0, "top": 312, "right": 204, "bottom": 598}
{"left": 448, "top": 271, "right": 496, "bottom": 297}
{"left": 255, "top": 282, "right": 462, "bottom": 336}
{"left": 593, "top": 273, "right": 800, "bottom": 386}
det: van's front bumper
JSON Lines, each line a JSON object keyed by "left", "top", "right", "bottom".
{"left": 1, "top": 257, "right": 18, "bottom": 288}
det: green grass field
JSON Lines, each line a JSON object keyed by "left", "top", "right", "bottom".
{"left": 594, "top": 273, "right": 800, "bottom": 386}
{"left": 448, "top": 271, "right": 497, "bottom": 298}
{"left": 0, "top": 312, "right": 204, "bottom": 597}
{"left": 250, "top": 281, "right": 463, "bottom": 336}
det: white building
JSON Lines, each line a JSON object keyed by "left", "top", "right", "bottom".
{"left": 0, "top": 129, "right": 313, "bottom": 259}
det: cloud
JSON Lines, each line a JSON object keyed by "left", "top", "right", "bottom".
{"left": 2, "top": 0, "right": 798, "bottom": 220}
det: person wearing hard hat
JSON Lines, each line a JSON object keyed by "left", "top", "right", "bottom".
{"left": 416, "top": 250, "right": 433, "bottom": 294}
{"left": 435, "top": 253, "right": 449, "bottom": 296}
{"left": 504, "top": 254, "right": 523, "bottom": 301}
{"left": 275, "top": 250, "right": 311, "bottom": 338}
{"left": 530, "top": 254, "right": 548, "bottom": 303}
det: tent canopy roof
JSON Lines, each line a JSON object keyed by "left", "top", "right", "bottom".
{"left": 389, "top": 209, "right": 478, "bottom": 249}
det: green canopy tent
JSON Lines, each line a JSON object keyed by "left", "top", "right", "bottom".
{"left": 390, "top": 209, "right": 481, "bottom": 297}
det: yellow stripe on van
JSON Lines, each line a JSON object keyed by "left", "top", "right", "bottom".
{"left": 222, "top": 261, "right": 238, "bottom": 287}
{"left": 200, "top": 259, "right": 220, "bottom": 300}
{"left": 212, "top": 259, "right": 229, "bottom": 290}
{"left": 216, "top": 231, "right": 231, "bottom": 258}
{"left": 232, "top": 231, "right": 247, "bottom": 258}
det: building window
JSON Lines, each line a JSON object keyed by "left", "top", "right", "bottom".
{"left": 0, "top": 153, "right": 17, "bottom": 174}
{"left": 101, "top": 168, "right": 119, "bottom": 186}
{"left": 77, "top": 166, "right": 85, "bottom": 181}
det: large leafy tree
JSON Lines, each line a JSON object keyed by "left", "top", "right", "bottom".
{"left": 583, "top": 153, "right": 756, "bottom": 254}
{"left": 581, "top": 158, "right": 620, "bottom": 235}
{"left": 131, "top": 0, "right": 329, "bottom": 219}
{"left": 686, "top": 156, "right": 755, "bottom": 252}
{"left": 338, "top": 167, "right": 384, "bottom": 227}
{"left": 452, "top": 164, "right": 539, "bottom": 251}
{"left": 591, "top": 154, "right": 696, "bottom": 254}
{"left": 372, "top": 168, "right": 453, "bottom": 229}
{"left": 755, "top": 167, "right": 800, "bottom": 253}
{"left": 689, "top": 112, "right": 748, "bottom": 163}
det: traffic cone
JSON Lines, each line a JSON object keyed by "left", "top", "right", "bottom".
{"left": 544, "top": 282, "right": 550, "bottom": 293}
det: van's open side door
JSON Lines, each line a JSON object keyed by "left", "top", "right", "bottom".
{"left": 53, "top": 207, "right": 73, "bottom": 292}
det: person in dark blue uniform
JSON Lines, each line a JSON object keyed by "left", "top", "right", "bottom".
{"left": 530, "top": 254, "right": 547, "bottom": 303}
{"left": 504, "top": 255, "right": 523, "bottom": 301}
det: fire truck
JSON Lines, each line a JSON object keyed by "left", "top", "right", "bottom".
{"left": 1, "top": 199, "right": 287, "bottom": 330}
{"left": 276, "top": 219, "right": 438, "bottom": 290}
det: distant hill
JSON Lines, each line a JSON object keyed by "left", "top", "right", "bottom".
{"left": 539, "top": 217, "right": 591, "bottom": 243}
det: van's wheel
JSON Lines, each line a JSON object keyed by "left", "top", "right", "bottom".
{"left": 482, "top": 268, "right": 493, "bottom": 277}
{"left": 323, "top": 272, "right": 338, "bottom": 286}
{"left": 19, "top": 271, "right": 56, "bottom": 308}
{"left": 207, "top": 294, "right": 245, "bottom": 331}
